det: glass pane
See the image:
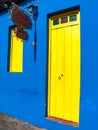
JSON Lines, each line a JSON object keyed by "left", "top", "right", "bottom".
{"left": 70, "top": 15, "right": 77, "bottom": 22}
{"left": 53, "top": 19, "right": 59, "bottom": 25}
{"left": 61, "top": 17, "right": 68, "bottom": 23}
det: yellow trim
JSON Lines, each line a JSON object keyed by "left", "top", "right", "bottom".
{"left": 48, "top": 19, "right": 51, "bottom": 116}
{"left": 51, "top": 11, "right": 80, "bottom": 29}
{"left": 50, "top": 10, "right": 79, "bottom": 19}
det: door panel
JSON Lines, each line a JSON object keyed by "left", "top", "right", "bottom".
{"left": 55, "top": 28, "right": 65, "bottom": 119}
{"left": 71, "top": 25, "right": 80, "bottom": 122}
{"left": 49, "top": 29, "right": 57, "bottom": 117}
{"left": 63, "top": 26, "right": 72, "bottom": 121}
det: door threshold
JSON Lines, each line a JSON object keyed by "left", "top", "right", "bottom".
{"left": 47, "top": 116, "right": 79, "bottom": 127}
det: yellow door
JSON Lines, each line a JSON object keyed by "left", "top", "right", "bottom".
{"left": 9, "top": 28, "right": 23, "bottom": 72}
{"left": 48, "top": 10, "right": 80, "bottom": 125}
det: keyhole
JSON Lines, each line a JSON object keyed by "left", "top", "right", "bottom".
{"left": 61, "top": 74, "right": 63, "bottom": 77}
{"left": 58, "top": 76, "right": 61, "bottom": 80}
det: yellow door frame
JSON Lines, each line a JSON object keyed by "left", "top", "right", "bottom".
{"left": 47, "top": 9, "right": 80, "bottom": 126}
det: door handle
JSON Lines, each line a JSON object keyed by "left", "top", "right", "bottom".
{"left": 58, "top": 74, "right": 64, "bottom": 80}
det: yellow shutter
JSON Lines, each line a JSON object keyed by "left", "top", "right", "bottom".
{"left": 9, "top": 29, "right": 23, "bottom": 72}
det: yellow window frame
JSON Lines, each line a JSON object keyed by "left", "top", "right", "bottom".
{"left": 9, "top": 28, "right": 23, "bottom": 72}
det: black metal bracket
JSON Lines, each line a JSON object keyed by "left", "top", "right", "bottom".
{"left": 28, "top": 4, "right": 39, "bottom": 62}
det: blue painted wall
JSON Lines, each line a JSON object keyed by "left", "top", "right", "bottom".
{"left": 0, "top": 0, "right": 98, "bottom": 130}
